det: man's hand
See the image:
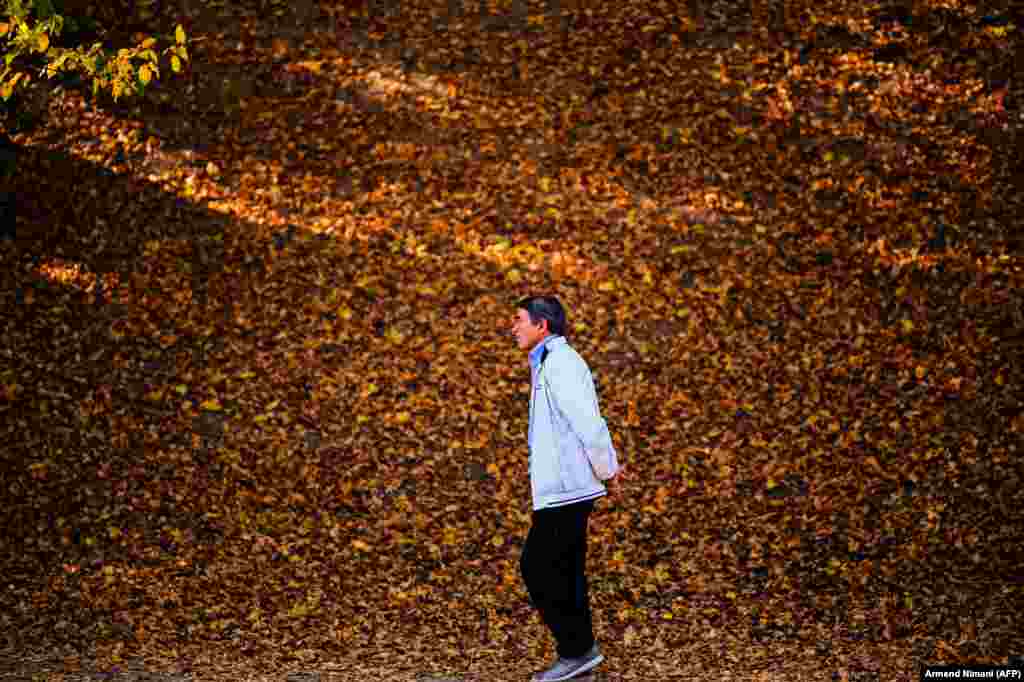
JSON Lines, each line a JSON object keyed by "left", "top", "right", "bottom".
{"left": 604, "top": 464, "right": 632, "bottom": 498}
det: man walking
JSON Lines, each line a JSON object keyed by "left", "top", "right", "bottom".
{"left": 511, "top": 295, "right": 625, "bottom": 682}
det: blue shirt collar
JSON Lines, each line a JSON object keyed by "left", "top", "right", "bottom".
{"left": 529, "top": 334, "right": 561, "bottom": 371}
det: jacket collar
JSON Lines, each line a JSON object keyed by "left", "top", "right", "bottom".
{"left": 529, "top": 334, "right": 566, "bottom": 371}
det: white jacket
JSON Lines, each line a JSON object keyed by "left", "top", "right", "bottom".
{"left": 528, "top": 336, "right": 620, "bottom": 510}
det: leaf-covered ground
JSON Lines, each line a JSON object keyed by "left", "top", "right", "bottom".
{"left": 2, "top": 0, "right": 1023, "bottom": 680}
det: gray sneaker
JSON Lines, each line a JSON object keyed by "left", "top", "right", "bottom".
{"left": 531, "top": 644, "right": 604, "bottom": 682}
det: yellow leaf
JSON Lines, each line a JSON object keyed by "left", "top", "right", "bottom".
{"left": 38, "top": 33, "right": 49, "bottom": 52}
{"left": 199, "top": 399, "right": 222, "bottom": 411}
{"left": 141, "top": 37, "right": 156, "bottom": 48}
{"left": 174, "top": 384, "right": 188, "bottom": 395}
{"left": 266, "top": 399, "right": 280, "bottom": 411}
{"left": 238, "top": 371, "right": 256, "bottom": 379}
{"left": 598, "top": 280, "right": 615, "bottom": 292}
{"left": 394, "top": 411, "right": 411, "bottom": 424}
{"left": 901, "top": 319, "right": 914, "bottom": 333}
{"left": 491, "top": 535, "right": 504, "bottom": 547}
{"left": 171, "top": 55, "right": 182, "bottom": 73}
{"left": 138, "top": 64, "right": 152, "bottom": 84}
{"left": 175, "top": 24, "right": 186, "bottom": 44}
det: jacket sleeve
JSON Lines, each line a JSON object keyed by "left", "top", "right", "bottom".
{"left": 545, "top": 353, "right": 617, "bottom": 459}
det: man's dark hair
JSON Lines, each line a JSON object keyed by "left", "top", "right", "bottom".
{"left": 517, "top": 295, "right": 567, "bottom": 337}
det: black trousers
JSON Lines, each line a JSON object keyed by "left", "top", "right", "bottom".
{"left": 519, "top": 498, "right": 596, "bottom": 659}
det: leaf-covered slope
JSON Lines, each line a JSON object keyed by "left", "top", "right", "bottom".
{"left": 1, "top": 0, "right": 1022, "bottom": 680}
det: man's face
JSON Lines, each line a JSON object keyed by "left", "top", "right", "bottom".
{"left": 512, "top": 308, "right": 549, "bottom": 351}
